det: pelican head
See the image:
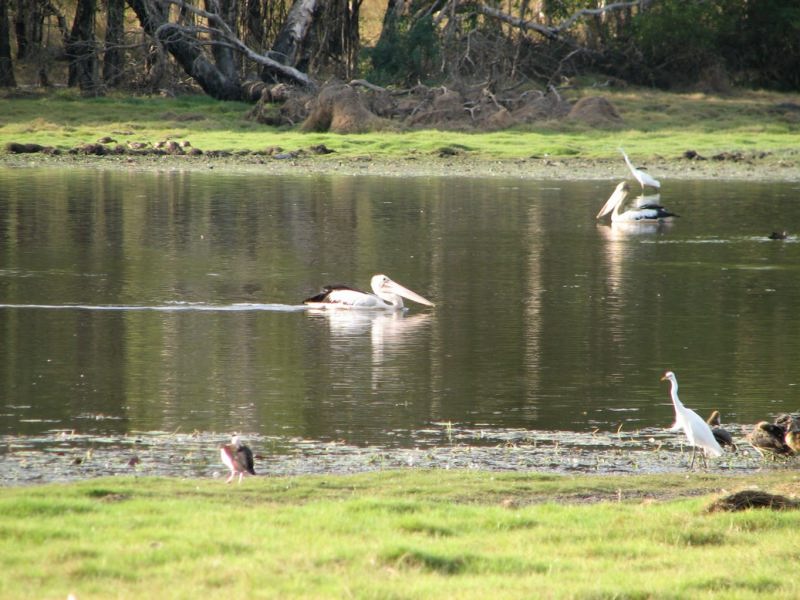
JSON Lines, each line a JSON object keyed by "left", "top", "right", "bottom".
{"left": 370, "top": 274, "right": 435, "bottom": 309}
{"left": 596, "top": 182, "right": 630, "bottom": 219}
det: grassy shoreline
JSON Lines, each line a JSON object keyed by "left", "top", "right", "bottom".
{"left": 1, "top": 469, "right": 799, "bottom": 598}
{"left": 2, "top": 89, "right": 800, "bottom": 181}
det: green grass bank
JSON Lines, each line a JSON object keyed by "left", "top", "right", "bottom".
{"left": 1, "top": 470, "right": 799, "bottom": 599}
{"left": 1, "top": 88, "right": 799, "bottom": 180}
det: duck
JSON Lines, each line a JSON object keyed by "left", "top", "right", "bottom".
{"left": 706, "top": 410, "right": 737, "bottom": 450}
{"left": 774, "top": 414, "right": 800, "bottom": 453}
{"left": 747, "top": 421, "right": 793, "bottom": 458}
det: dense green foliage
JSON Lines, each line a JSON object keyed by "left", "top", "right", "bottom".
{"left": 367, "top": 15, "right": 441, "bottom": 86}
{"left": 621, "top": 0, "right": 800, "bottom": 90}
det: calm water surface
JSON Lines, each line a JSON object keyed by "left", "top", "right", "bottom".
{"left": 1, "top": 167, "right": 799, "bottom": 480}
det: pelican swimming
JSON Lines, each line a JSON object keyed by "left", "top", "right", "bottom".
{"left": 620, "top": 147, "right": 661, "bottom": 190}
{"left": 220, "top": 434, "right": 256, "bottom": 484}
{"left": 303, "top": 274, "right": 434, "bottom": 311}
{"left": 596, "top": 182, "right": 678, "bottom": 223}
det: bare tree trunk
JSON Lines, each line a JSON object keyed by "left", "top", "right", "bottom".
{"left": 127, "top": 0, "right": 245, "bottom": 99}
{"left": 67, "top": 0, "right": 101, "bottom": 94}
{"left": 103, "top": 0, "right": 125, "bottom": 86}
{"left": 244, "top": 0, "right": 264, "bottom": 49}
{"left": 0, "top": 0, "right": 15, "bottom": 86}
{"left": 206, "top": 0, "right": 239, "bottom": 81}
{"left": 270, "top": 0, "right": 317, "bottom": 67}
{"left": 126, "top": 0, "right": 314, "bottom": 96}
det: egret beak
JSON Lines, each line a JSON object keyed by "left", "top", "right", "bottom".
{"left": 660, "top": 375, "right": 667, "bottom": 382}
{"left": 382, "top": 278, "right": 435, "bottom": 307}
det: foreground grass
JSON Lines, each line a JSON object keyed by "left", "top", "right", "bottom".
{"left": 1, "top": 87, "right": 799, "bottom": 162}
{"left": 1, "top": 470, "right": 799, "bottom": 599}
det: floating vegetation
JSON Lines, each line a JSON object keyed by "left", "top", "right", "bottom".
{"left": 0, "top": 423, "right": 790, "bottom": 486}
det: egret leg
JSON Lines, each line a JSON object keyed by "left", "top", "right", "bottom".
{"left": 226, "top": 472, "right": 234, "bottom": 484}
{"left": 689, "top": 447, "right": 697, "bottom": 469}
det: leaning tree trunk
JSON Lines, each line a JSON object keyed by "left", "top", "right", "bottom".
{"left": 0, "top": 0, "right": 15, "bottom": 86}
{"left": 127, "top": 0, "right": 244, "bottom": 100}
{"left": 103, "top": 0, "right": 125, "bottom": 86}
{"left": 66, "top": 0, "right": 100, "bottom": 94}
{"left": 127, "top": 0, "right": 314, "bottom": 99}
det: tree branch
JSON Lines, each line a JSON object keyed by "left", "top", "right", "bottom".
{"left": 459, "top": 0, "right": 645, "bottom": 40}
{"left": 160, "top": 0, "right": 315, "bottom": 88}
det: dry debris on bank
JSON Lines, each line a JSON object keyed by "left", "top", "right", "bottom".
{"left": 707, "top": 489, "right": 800, "bottom": 512}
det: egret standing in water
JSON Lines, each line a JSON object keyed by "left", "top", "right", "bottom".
{"left": 661, "top": 371, "right": 723, "bottom": 468}
{"left": 620, "top": 148, "right": 661, "bottom": 190}
{"left": 220, "top": 434, "right": 256, "bottom": 484}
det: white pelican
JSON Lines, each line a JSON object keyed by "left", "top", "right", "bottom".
{"left": 661, "top": 371, "right": 723, "bottom": 468}
{"left": 596, "top": 182, "right": 678, "bottom": 223}
{"left": 220, "top": 434, "right": 255, "bottom": 484}
{"left": 620, "top": 147, "right": 660, "bottom": 190}
{"left": 303, "top": 274, "right": 434, "bottom": 310}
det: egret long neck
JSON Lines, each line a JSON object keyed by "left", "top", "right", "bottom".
{"left": 622, "top": 152, "right": 634, "bottom": 171}
{"left": 669, "top": 380, "right": 684, "bottom": 410}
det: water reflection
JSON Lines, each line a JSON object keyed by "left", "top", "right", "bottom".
{"left": 306, "top": 310, "right": 433, "bottom": 391}
{"left": 1, "top": 168, "right": 800, "bottom": 458}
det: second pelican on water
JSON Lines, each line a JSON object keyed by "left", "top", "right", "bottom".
{"left": 304, "top": 274, "right": 434, "bottom": 311}
{"left": 596, "top": 182, "right": 678, "bottom": 223}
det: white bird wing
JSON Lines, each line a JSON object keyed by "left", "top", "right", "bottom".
{"left": 684, "top": 409, "right": 723, "bottom": 456}
{"left": 324, "top": 289, "right": 382, "bottom": 308}
{"left": 619, "top": 147, "right": 661, "bottom": 189}
{"left": 304, "top": 286, "right": 386, "bottom": 309}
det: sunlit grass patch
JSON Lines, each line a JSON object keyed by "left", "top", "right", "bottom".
{"left": 0, "top": 471, "right": 797, "bottom": 598}
{"left": 1, "top": 88, "right": 798, "bottom": 165}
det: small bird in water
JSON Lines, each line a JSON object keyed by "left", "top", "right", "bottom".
{"left": 220, "top": 434, "right": 256, "bottom": 483}
{"left": 706, "top": 410, "right": 737, "bottom": 451}
{"left": 768, "top": 231, "right": 788, "bottom": 240}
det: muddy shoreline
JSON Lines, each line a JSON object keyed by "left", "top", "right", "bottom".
{"left": 2, "top": 151, "right": 800, "bottom": 181}
{"left": 1, "top": 425, "right": 793, "bottom": 487}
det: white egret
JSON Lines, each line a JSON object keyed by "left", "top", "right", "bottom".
{"left": 619, "top": 148, "right": 660, "bottom": 190}
{"left": 596, "top": 182, "right": 678, "bottom": 222}
{"left": 220, "top": 434, "right": 256, "bottom": 484}
{"left": 660, "top": 371, "right": 723, "bottom": 468}
{"left": 303, "top": 274, "right": 434, "bottom": 311}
